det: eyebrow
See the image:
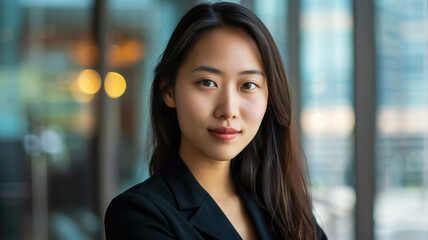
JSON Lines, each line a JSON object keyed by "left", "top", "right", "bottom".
{"left": 192, "top": 66, "right": 265, "bottom": 77}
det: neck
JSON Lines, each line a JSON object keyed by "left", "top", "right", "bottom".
{"left": 179, "top": 149, "right": 236, "bottom": 200}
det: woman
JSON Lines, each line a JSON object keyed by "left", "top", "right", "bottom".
{"left": 105, "top": 2, "right": 327, "bottom": 240}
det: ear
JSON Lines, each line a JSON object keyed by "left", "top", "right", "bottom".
{"left": 162, "top": 86, "right": 176, "bottom": 108}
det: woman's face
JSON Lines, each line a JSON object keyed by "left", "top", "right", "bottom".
{"left": 164, "top": 27, "right": 268, "bottom": 162}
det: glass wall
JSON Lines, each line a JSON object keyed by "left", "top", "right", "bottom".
{"left": 300, "top": 0, "right": 355, "bottom": 239}
{"left": 254, "top": 0, "right": 287, "bottom": 66}
{"left": 375, "top": 0, "right": 428, "bottom": 239}
{"left": 1, "top": 0, "right": 99, "bottom": 239}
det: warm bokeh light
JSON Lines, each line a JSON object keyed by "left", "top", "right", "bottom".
{"left": 104, "top": 72, "right": 126, "bottom": 98}
{"left": 77, "top": 69, "right": 101, "bottom": 94}
{"left": 70, "top": 80, "right": 94, "bottom": 103}
{"left": 106, "top": 38, "right": 145, "bottom": 68}
{"left": 70, "top": 40, "right": 100, "bottom": 67}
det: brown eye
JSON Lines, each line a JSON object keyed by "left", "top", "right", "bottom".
{"left": 199, "top": 79, "right": 216, "bottom": 87}
{"left": 242, "top": 82, "right": 257, "bottom": 90}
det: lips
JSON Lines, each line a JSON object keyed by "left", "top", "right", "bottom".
{"left": 208, "top": 127, "right": 240, "bottom": 141}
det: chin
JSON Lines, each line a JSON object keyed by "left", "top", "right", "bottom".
{"left": 205, "top": 148, "right": 242, "bottom": 161}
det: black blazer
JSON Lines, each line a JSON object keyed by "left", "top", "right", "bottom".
{"left": 105, "top": 154, "right": 327, "bottom": 240}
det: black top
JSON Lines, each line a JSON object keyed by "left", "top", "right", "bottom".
{"left": 105, "top": 154, "right": 328, "bottom": 240}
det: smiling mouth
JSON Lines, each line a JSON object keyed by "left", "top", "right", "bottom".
{"left": 208, "top": 127, "right": 240, "bottom": 141}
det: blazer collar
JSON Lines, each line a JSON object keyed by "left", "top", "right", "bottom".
{"left": 236, "top": 183, "right": 275, "bottom": 240}
{"left": 162, "top": 154, "right": 274, "bottom": 240}
{"left": 162, "top": 153, "right": 207, "bottom": 209}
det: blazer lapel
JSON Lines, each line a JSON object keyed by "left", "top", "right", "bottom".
{"left": 236, "top": 183, "right": 276, "bottom": 240}
{"left": 162, "top": 154, "right": 242, "bottom": 240}
{"left": 189, "top": 195, "right": 242, "bottom": 240}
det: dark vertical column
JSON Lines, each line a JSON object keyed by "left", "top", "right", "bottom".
{"left": 89, "top": 0, "right": 109, "bottom": 239}
{"left": 287, "top": 0, "right": 301, "bottom": 132}
{"left": 93, "top": 1, "right": 119, "bottom": 237}
{"left": 354, "top": 0, "right": 376, "bottom": 239}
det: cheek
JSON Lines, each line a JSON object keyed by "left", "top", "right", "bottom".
{"left": 175, "top": 90, "right": 212, "bottom": 127}
{"left": 242, "top": 97, "right": 268, "bottom": 124}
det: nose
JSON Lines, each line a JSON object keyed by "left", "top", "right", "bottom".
{"left": 214, "top": 88, "right": 239, "bottom": 120}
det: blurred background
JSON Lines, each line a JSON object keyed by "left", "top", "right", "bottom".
{"left": 0, "top": 0, "right": 427, "bottom": 239}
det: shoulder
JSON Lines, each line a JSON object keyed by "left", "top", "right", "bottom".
{"left": 107, "top": 171, "right": 173, "bottom": 210}
{"left": 104, "top": 172, "right": 176, "bottom": 239}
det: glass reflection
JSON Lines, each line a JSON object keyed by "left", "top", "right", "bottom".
{"left": 375, "top": 0, "right": 428, "bottom": 239}
{"left": 1, "top": 0, "right": 98, "bottom": 239}
{"left": 300, "top": 0, "right": 355, "bottom": 239}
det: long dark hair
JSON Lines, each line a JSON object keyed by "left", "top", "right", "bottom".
{"left": 150, "top": 2, "right": 315, "bottom": 239}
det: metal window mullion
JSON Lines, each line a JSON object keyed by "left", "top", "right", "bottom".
{"left": 354, "top": 0, "right": 376, "bottom": 239}
{"left": 287, "top": 0, "right": 301, "bottom": 133}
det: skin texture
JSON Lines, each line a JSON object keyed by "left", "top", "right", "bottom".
{"left": 163, "top": 27, "right": 268, "bottom": 240}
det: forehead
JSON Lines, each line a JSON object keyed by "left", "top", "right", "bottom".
{"left": 195, "top": 26, "right": 256, "bottom": 48}
{"left": 178, "top": 26, "right": 264, "bottom": 73}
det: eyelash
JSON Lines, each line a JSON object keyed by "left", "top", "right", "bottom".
{"left": 198, "top": 79, "right": 217, "bottom": 87}
{"left": 197, "top": 79, "right": 259, "bottom": 90}
{"left": 241, "top": 82, "right": 258, "bottom": 90}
